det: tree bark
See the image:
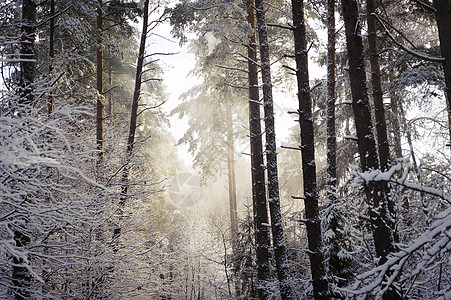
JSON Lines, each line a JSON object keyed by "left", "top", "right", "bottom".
{"left": 96, "top": 0, "right": 104, "bottom": 161}
{"left": 245, "top": 0, "right": 271, "bottom": 298}
{"left": 13, "top": 1, "right": 36, "bottom": 297}
{"left": 254, "top": 1, "right": 294, "bottom": 299}
{"left": 291, "top": 0, "right": 329, "bottom": 298}
{"left": 225, "top": 104, "right": 241, "bottom": 298}
{"left": 340, "top": 1, "right": 400, "bottom": 298}
{"left": 48, "top": 0, "right": 55, "bottom": 114}
{"left": 433, "top": 0, "right": 451, "bottom": 144}
{"left": 366, "top": 0, "right": 391, "bottom": 170}
{"left": 326, "top": 0, "right": 337, "bottom": 210}
{"left": 113, "top": 0, "right": 149, "bottom": 250}
{"left": 19, "top": 0, "right": 36, "bottom": 108}
{"left": 366, "top": 0, "right": 398, "bottom": 243}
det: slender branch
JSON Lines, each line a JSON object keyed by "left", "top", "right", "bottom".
{"left": 215, "top": 64, "right": 249, "bottom": 73}
{"left": 413, "top": 0, "right": 436, "bottom": 12}
{"left": 266, "top": 23, "right": 294, "bottom": 30}
{"left": 282, "top": 64, "right": 297, "bottom": 72}
{"left": 281, "top": 145, "right": 302, "bottom": 151}
{"left": 374, "top": 14, "right": 418, "bottom": 49}
{"left": 136, "top": 101, "right": 165, "bottom": 117}
{"left": 373, "top": 14, "right": 444, "bottom": 62}
{"left": 35, "top": 5, "right": 73, "bottom": 28}
{"left": 234, "top": 52, "right": 261, "bottom": 67}
{"left": 103, "top": 85, "right": 117, "bottom": 95}
{"left": 35, "top": 72, "right": 66, "bottom": 101}
{"left": 141, "top": 78, "right": 162, "bottom": 84}
{"left": 224, "top": 82, "right": 248, "bottom": 90}
{"left": 143, "top": 52, "right": 179, "bottom": 58}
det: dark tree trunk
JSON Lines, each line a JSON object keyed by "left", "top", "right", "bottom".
{"left": 19, "top": 0, "right": 36, "bottom": 108}
{"left": 12, "top": 230, "right": 31, "bottom": 300}
{"left": 48, "top": 0, "right": 55, "bottom": 114}
{"left": 325, "top": 0, "right": 349, "bottom": 289}
{"left": 291, "top": 0, "right": 329, "bottom": 298}
{"left": 326, "top": 0, "right": 337, "bottom": 208}
{"left": 125, "top": 0, "right": 148, "bottom": 183}
{"left": 340, "top": 1, "right": 400, "bottom": 299}
{"left": 96, "top": 0, "right": 104, "bottom": 161}
{"left": 245, "top": 0, "right": 271, "bottom": 298}
{"left": 341, "top": 0, "right": 378, "bottom": 171}
{"left": 366, "top": 0, "right": 391, "bottom": 170}
{"left": 433, "top": 0, "right": 451, "bottom": 144}
{"left": 12, "top": 1, "right": 36, "bottom": 297}
{"left": 366, "top": 0, "right": 398, "bottom": 243}
{"left": 113, "top": 0, "right": 149, "bottom": 249}
{"left": 225, "top": 104, "right": 241, "bottom": 298}
{"left": 254, "top": 1, "right": 293, "bottom": 299}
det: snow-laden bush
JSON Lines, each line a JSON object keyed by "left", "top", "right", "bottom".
{"left": 342, "top": 160, "right": 451, "bottom": 299}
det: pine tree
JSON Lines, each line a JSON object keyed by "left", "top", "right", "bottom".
{"left": 96, "top": 0, "right": 104, "bottom": 161}
{"left": 290, "top": 0, "right": 329, "bottom": 298}
{"left": 433, "top": 0, "right": 451, "bottom": 144}
{"left": 340, "top": 0, "right": 401, "bottom": 298}
{"left": 245, "top": 0, "right": 271, "bottom": 297}
{"left": 254, "top": 0, "right": 294, "bottom": 298}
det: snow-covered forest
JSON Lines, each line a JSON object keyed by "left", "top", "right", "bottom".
{"left": 1, "top": 0, "right": 450, "bottom": 299}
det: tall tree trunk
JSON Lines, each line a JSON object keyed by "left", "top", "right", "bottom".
{"left": 19, "top": 0, "right": 36, "bottom": 108}
{"left": 48, "top": 0, "right": 55, "bottom": 114}
{"left": 325, "top": 0, "right": 354, "bottom": 291}
{"left": 326, "top": 0, "right": 337, "bottom": 214}
{"left": 225, "top": 104, "right": 241, "bottom": 298}
{"left": 245, "top": 0, "right": 271, "bottom": 298}
{"left": 325, "top": 0, "right": 338, "bottom": 277}
{"left": 340, "top": 1, "right": 401, "bottom": 299}
{"left": 366, "top": 0, "right": 398, "bottom": 243}
{"left": 113, "top": 0, "right": 149, "bottom": 249}
{"left": 13, "top": 1, "right": 36, "bottom": 298}
{"left": 366, "top": 0, "right": 391, "bottom": 170}
{"left": 291, "top": 1, "right": 329, "bottom": 299}
{"left": 96, "top": 0, "right": 104, "bottom": 161}
{"left": 433, "top": 0, "right": 451, "bottom": 144}
{"left": 254, "top": 1, "right": 293, "bottom": 299}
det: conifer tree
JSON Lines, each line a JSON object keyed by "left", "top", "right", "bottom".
{"left": 340, "top": 1, "right": 401, "bottom": 298}
{"left": 290, "top": 0, "right": 329, "bottom": 298}
{"left": 254, "top": 0, "right": 294, "bottom": 298}
{"left": 245, "top": 0, "right": 271, "bottom": 298}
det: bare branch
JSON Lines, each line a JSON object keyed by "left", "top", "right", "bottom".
{"left": 224, "top": 82, "right": 248, "bottom": 90}
{"left": 144, "top": 52, "right": 179, "bottom": 59}
{"left": 267, "top": 23, "right": 294, "bottom": 30}
{"left": 234, "top": 52, "right": 261, "bottom": 67}
{"left": 137, "top": 101, "right": 165, "bottom": 117}
{"left": 281, "top": 145, "right": 303, "bottom": 151}
{"left": 373, "top": 14, "right": 444, "bottom": 63}
{"left": 35, "top": 5, "right": 73, "bottom": 28}
{"left": 215, "top": 64, "right": 249, "bottom": 73}
{"left": 103, "top": 85, "right": 117, "bottom": 95}
{"left": 141, "top": 78, "right": 162, "bottom": 84}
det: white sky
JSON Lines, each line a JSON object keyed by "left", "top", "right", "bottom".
{"left": 148, "top": 20, "right": 327, "bottom": 168}
{"left": 147, "top": 22, "right": 198, "bottom": 165}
